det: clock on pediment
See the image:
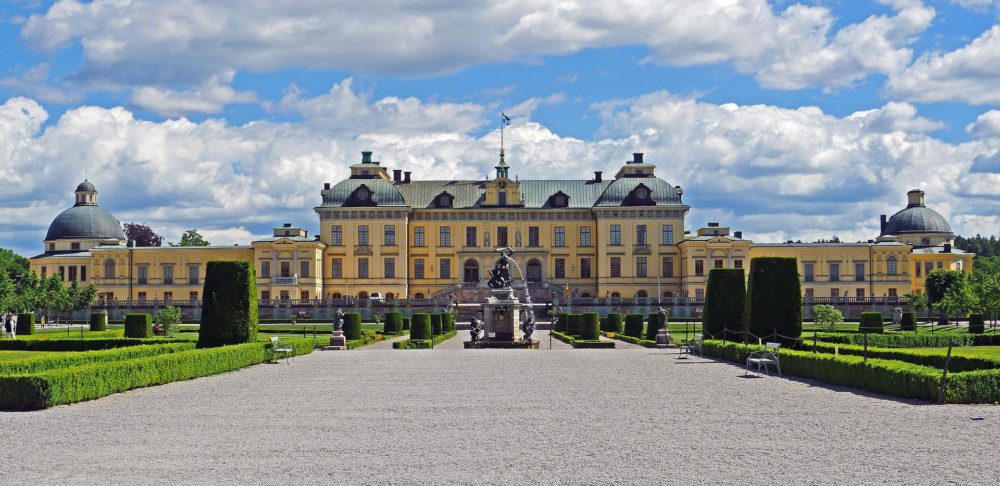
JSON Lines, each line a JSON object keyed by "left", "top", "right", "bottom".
{"left": 497, "top": 180, "right": 508, "bottom": 190}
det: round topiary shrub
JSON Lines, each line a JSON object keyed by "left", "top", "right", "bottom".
{"left": 624, "top": 314, "right": 644, "bottom": 338}
{"left": 384, "top": 312, "right": 403, "bottom": 334}
{"left": 430, "top": 313, "right": 443, "bottom": 336}
{"left": 969, "top": 313, "right": 985, "bottom": 334}
{"left": 89, "top": 311, "right": 108, "bottom": 331}
{"left": 900, "top": 312, "right": 917, "bottom": 331}
{"left": 16, "top": 313, "right": 35, "bottom": 335}
{"left": 605, "top": 313, "right": 624, "bottom": 334}
{"left": 410, "top": 313, "right": 432, "bottom": 340}
{"left": 859, "top": 312, "right": 884, "bottom": 334}
{"left": 579, "top": 313, "right": 601, "bottom": 340}
{"left": 555, "top": 313, "right": 569, "bottom": 332}
{"left": 342, "top": 313, "right": 363, "bottom": 340}
{"left": 442, "top": 313, "right": 455, "bottom": 333}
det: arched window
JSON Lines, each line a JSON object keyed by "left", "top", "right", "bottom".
{"left": 581, "top": 292, "right": 591, "bottom": 298}
{"left": 464, "top": 259, "right": 480, "bottom": 283}
{"left": 887, "top": 256, "right": 897, "bottom": 275}
{"left": 104, "top": 259, "right": 116, "bottom": 279}
{"left": 358, "top": 291, "right": 369, "bottom": 299}
{"left": 636, "top": 290, "right": 648, "bottom": 298}
{"left": 414, "top": 292, "right": 425, "bottom": 299}
{"left": 526, "top": 259, "right": 542, "bottom": 282}
{"left": 330, "top": 292, "right": 342, "bottom": 299}
{"left": 663, "top": 291, "right": 674, "bottom": 298}
{"left": 385, "top": 292, "right": 395, "bottom": 300}
{"left": 611, "top": 292, "right": 621, "bottom": 300}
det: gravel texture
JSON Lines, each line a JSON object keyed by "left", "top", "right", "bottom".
{"left": 1, "top": 347, "right": 998, "bottom": 485}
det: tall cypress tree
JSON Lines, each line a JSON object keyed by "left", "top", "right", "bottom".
{"left": 744, "top": 257, "right": 802, "bottom": 343}
{"left": 702, "top": 268, "right": 746, "bottom": 339}
{"left": 198, "top": 261, "right": 258, "bottom": 348}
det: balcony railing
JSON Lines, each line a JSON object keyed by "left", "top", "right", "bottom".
{"left": 271, "top": 276, "right": 298, "bottom": 285}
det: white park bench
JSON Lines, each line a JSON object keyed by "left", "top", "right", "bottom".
{"left": 745, "top": 342, "right": 781, "bottom": 377}
{"left": 270, "top": 336, "right": 294, "bottom": 364}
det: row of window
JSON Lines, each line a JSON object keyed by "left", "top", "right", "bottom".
{"left": 915, "top": 261, "right": 946, "bottom": 277}
{"left": 691, "top": 258, "right": 745, "bottom": 277}
{"left": 802, "top": 258, "right": 904, "bottom": 282}
{"left": 259, "top": 260, "right": 311, "bottom": 279}
{"left": 132, "top": 264, "right": 200, "bottom": 285}
{"left": 40, "top": 265, "right": 87, "bottom": 282}
{"left": 327, "top": 256, "right": 680, "bottom": 280}
{"left": 133, "top": 291, "right": 199, "bottom": 304}
{"left": 330, "top": 224, "right": 675, "bottom": 247}
{"left": 804, "top": 288, "right": 899, "bottom": 299}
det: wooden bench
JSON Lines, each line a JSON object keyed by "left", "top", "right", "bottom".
{"left": 270, "top": 336, "right": 294, "bottom": 364}
{"left": 745, "top": 342, "right": 781, "bottom": 377}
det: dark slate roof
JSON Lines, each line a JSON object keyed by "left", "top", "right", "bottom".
{"left": 76, "top": 180, "right": 96, "bottom": 192}
{"left": 398, "top": 181, "right": 486, "bottom": 208}
{"left": 882, "top": 206, "right": 953, "bottom": 235}
{"left": 594, "top": 178, "right": 683, "bottom": 207}
{"left": 45, "top": 205, "right": 126, "bottom": 241}
{"left": 320, "top": 179, "right": 407, "bottom": 207}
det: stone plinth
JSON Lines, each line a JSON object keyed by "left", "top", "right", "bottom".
{"left": 655, "top": 329, "right": 672, "bottom": 348}
{"left": 324, "top": 330, "right": 347, "bottom": 351}
{"left": 484, "top": 289, "right": 521, "bottom": 342}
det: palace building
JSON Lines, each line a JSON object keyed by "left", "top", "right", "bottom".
{"left": 29, "top": 152, "right": 973, "bottom": 307}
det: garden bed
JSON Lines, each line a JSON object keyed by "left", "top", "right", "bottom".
{"left": 393, "top": 330, "right": 457, "bottom": 349}
{"left": 551, "top": 331, "right": 615, "bottom": 349}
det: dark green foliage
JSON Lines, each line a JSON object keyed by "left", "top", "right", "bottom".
{"left": 89, "top": 312, "right": 108, "bottom": 331}
{"left": 605, "top": 313, "right": 624, "bottom": 334}
{"left": 567, "top": 314, "right": 581, "bottom": 335}
{"left": 611, "top": 334, "right": 657, "bottom": 347}
{"left": 0, "top": 338, "right": 185, "bottom": 352}
{"left": 430, "top": 313, "right": 443, "bottom": 336}
{"left": 342, "top": 313, "right": 362, "bottom": 340}
{"left": 403, "top": 317, "right": 411, "bottom": 331}
{"left": 645, "top": 313, "right": 664, "bottom": 341}
{"left": 384, "top": 312, "right": 404, "bottom": 334}
{"left": 702, "top": 268, "right": 746, "bottom": 339}
{"left": 900, "top": 312, "right": 917, "bottom": 331}
{"left": 968, "top": 313, "right": 985, "bottom": 334}
{"left": 555, "top": 313, "right": 569, "bottom": 332}
{"left": 579, "top": 313, "right": 601, "bottom": 340}
{"left": 624, "top": 314, "right": 644, "bottom": 338}
{"left": 814, "top": 332, "right": 973, "bottom": 348}
{"left": 859, "top": 312, "right": 884, "bottom": 334}
{"left": 550, "top": 331, "right": 615, "bottom": 348}
{"left": 198, "top": 261, "right": 258, "bottom": 348}
{"left": 16, "top": 313, "right": 34, "bottom": 335}
{"left": 442, "top": 313, "right": 455, "bottom": 333}
{"left": 810, "top": 341, "right": 1000, "bottom": 373}
{"left": 392, "top": 330, "right": 457, "bottom": 349}
{"left": 410, "top": 313, "right": 432, "bottom": 340}
{"left": 744, "top": 257, "right": 802, "bottom": 342}
{"left": 0, "top": 343, "right": 194, "bottom": 375}
{"left": 124, "top": 313, "right": 153, "bottom": 338}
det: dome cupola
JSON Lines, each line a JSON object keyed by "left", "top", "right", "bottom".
{"left": 45, "top": 180, "right": 126, "bottom": 243}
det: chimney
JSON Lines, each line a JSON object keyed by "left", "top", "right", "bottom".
{"left": 943, "top": 243, "right": 952, "bottom": 253}
{"left": 594, "top": 171, "right": 602, "bottom": 183}
{"left": 323, "top": 182, "right": 330, "bottom": 190}
{"left": 734, "top": 231, "right": 742, "bottom": 239}
{"left": 393, "top": 169, "right": 402, "bottom": 183}
{"left": 880, "top": 214, "right": 887, "bottom": 233}
{"left": 362, "top": 151, "right": 372, "bottom": 164}
{"left": 708, "top": 222, "right": 719, "bottom": 227}
{"left": 633, "top": 152, "right": 644, "bottom": 164}
{"left": 403, "top": 171, "right": 411, "bottom": 183}
{"left": 906, "top": 189, "right": 925, "bottom": 207}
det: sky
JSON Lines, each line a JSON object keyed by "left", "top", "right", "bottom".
{"left": 2, "top": 0, "right": 1000, "bottom": 257}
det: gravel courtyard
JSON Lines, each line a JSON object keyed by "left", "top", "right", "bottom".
{"left": 2, "top": 345, "right": 998, "bottom": 485}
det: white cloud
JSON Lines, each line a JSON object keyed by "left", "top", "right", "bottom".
{"left": 966, "top": 110, "right": 1000, "bottom": 138}
{"left": 950, "top": 0, "right": 999, "bottom": 12}
{"left": 20, "top": 0, "right": 933, "bottom": 99}
{"left": 848, "top": 102, "right": 945, "bottom": 133}
{"left": 130, "top": 71, "right": 257, "bottom": 116}
{"left": 887, "top": 25, "right": 1000, "bottom": 104}
{"left": 0, "top": 63, "right": 81, "bottom": 104}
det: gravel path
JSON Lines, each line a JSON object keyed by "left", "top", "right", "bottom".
{"left": 1, "top": 350, "right": 997, "bottom": 484}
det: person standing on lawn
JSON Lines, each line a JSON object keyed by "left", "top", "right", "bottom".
{"left": 4, "top": 312, "right": 12, "bottom": 339}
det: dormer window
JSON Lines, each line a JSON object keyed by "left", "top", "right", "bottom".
{"left": 356, "top": 187, "right": 371, "bottom": 201}
{"left": 346, "top": 184, "right": 377, "bottom": 207}
{"left": 435, "top": 192, "right": 454, "bottom": 208}
{"left": 625, "top": 183, "right": 654, "bottom": 206}
{"left": 548, "top": 191, "right": 570, "bottom": 208}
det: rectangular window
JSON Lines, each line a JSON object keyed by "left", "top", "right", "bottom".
{"left": 662, "top": 224, "right": 674, "bottom": 245}
{"left": 440, "top": 258, "right": 451, "bottom": 279}
{"left": 888, "top": 288, "right": 898, "bottom": 297}
{"left": 280, "top": 261, "right": 291, "bottom": 278}
{"left": 733, "top": 259, "right": 743, "bottom": 269}
{"left": 498, "top": 192, "right": 507, "bottom": 206}
{"left": 554, "top": 226, "right": 566, "bottom": 247}
{"left": 580, "top": 227, "right": 591, "bottom": 247}
{"left": 662, "top": 257, "right": 674, "bottom": 277}
{"left": 358, "top": 225, "right": 369, "bottom": 246}
{"left": 888, "top": 258, "right": 898, "bottom": 275}
{"left": 301, "top": 290, "right": 309, "bottom": 301}
{"left": 829, "top": 263, "right": 840, "bottom": 282}
{"left": 636, "top": 257, "right": 647, "bottom": 278}
{"left": 713, "top": 259, "right": 724, "bottom": 269}
{"left": 189, "top": 291, "right": 198, "bottom": 303}
{"left": 856, "top": 288, "right": 865, "bottom": 298}
{"left": 610, "top": 224, "right": 622, "bottom": 245}
{"left": 137, "top": 265, "right": 148, "bottom": 285}
{"left": 300, "top": 261, "right": 309, "bottom": 278}
{"left": 41, "top": 266, "right": 46, "bottom": 278}
{"left": 331, "top": 258, "right": 343, "bottom": 278}
{"left": 189, "top": 265, "right": 200, "bottom": 284}
{"left": 610, "top": 256, "right": 622, "bottom": 278}
{"left": 439, "top": 226, "right": 451, "bottom": 247}
{"left": 497, "top": 227, "right": 508, "bottom": 247}
{"left": 80, "top": 266, "right": 87, "bottom": 281}
{"left": 916, "top": 263, "right": 922, "bottom": 277}
{"left": 414, "top": 258, "right": 425, "bottom": 279}
{"left": 69, "top": 266, "right": 78, "bottom": 281}
{"left": 59, "top": 266, "right": 65, "bottom": 280}
{"left": 414, "top": 227, "right": 425, "bottom": 247}
{"left": 804, "top": 263, "right": 814, "bottom": 282}
{"left": 554, "top": 258, "right": 566, "bottom": 278}
{"left": 384, "top": 224, "right": 396, "bottom": 246}
{"left": 358, "top": 258, "right": 369, "bottom": 279}
{"left": 261, "top": 291, "right": 270, "bottom": 301}
{"left": 466, "top": 226, "right": 477, "bottom": 247}
{"left": 260, "top": 261, "right": 270, "bottom": 278}
{"left": 280, "top": 290, "right": 289, "bottom": 301}
{"left": 804, "top": 288, "right": 814, "bottom": 300}
{"left": 331, "top": 225, "right": 343, "bottom": 246}
{"left": 528, "top": 227, "right": 539, "bottom": 247}
{"left": 831, "top": 288, "right": 840, "bottom": 298}
{"left": 137, "top": 292, "right": 146, "bottom": 304}
{"left": 695, "top": 289, "right": 704, "bottom": 300}
{"left": 937, "top": 261, "right": 943, "bottom": 269}
{"left": 163, "top": 265, "right": 174, "bottom": 284}
{"left": 384, "top": 258, "right": 395, "bottom": 278}
{"left": 924, "top": 262, "right": 932, "bottom": 275}
{"left": 855, "top": 262, "right": 865, "bottom": 282}
{"left": 164, "top": 292, "right": 172, "bottom": 303}
{"left": 580, "top": 258, "right": 591, "bottom": 279}
{"left": 695, "top": 260, "right": 704, "bottom": 277}
{"left": 636, "top": 225, "right": 647, "bottom": 245}
{"left": 71, "top": 242, "right": 80, "bottom": 250}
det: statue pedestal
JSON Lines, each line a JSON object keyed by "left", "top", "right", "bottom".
{"left": 655, "top": 329, "right": 672, "bottom": 348}
{"left": 484, "top": 289, "right": 521, "bottom": 342}
{"left": 324, "top": 331, "right": 347, "bottom": 351}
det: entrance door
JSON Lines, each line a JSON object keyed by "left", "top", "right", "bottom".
{"left": 464, "top": 259, "right": 479, "bottom": 283}
{"left": 526, "top": 259, "right": 542, "bottom": 283}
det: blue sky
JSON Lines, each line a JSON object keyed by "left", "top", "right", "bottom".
{"left": 1, "top": 0, "right": 1000, "bottom": 256}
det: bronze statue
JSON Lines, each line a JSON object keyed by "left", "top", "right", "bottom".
{"left": 521, "top": 313, "right": 534, "bottom": 342}
{"left": 487, "top": 246, "right": 516, "bottom": 289}
{"left": 470, "top": 316, "right": 483, "bottom": 342}
{"left": 334, "top": 308, "right": 344, "bottom": 332}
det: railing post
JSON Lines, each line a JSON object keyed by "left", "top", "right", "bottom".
{"left": 937, "top": 338, "right": 954, "bottom": 404}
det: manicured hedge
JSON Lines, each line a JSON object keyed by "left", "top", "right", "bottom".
{"left": 946, "top": 369, "right": 1000, "bottom": 403}
{"left": 342, "top": 313, "right": 362, "bottom": 340}
{"left": 859, "top": 312, "right": 884, "bottom": 334}
{"left": 645, "top": 313, "right": 663, "bottom": 341}
{"left": 612, "top": 334, "right": 657, "bottom": 348}
{"left": 969, "top": 313, "right": 985, "bottom": 334}
{"left": 16, "top": 313, "right": 34, "bottom": 335}
{"left": 812, "top": 332, "right": 973, "bottom": 348}
{"left": 392, "top": 330, "right": 457, "bottom": 349}
{"left": 900, "top": 312, "right": 917, "bottom": 332}
{"left": 744, "top": 257, "right": 802, "bottom": 342}
{"left": 198, "top": 261, "right": 258, "bottom": 348}
{"left": 89, "top": 312, "right": 108, "bottom": 331}
{"left": 124, "top": 314, "right": 153, "bottom": 338}
{"left": 0, "top": 338, "right": 185, "bottom": 352}
{"left": 703, "top": 268, "right": 746, "bottom": 339}
{"left": 0, "top": 339, "right": 316, "bottom": 410}
{"left": 624, "top": 314, "right": 644, "bottom": 338}
{"left": 551, "top": 330, "right": 615, "bottom": 349}
{"left": 403, "top": 317, "right": 411, "bottom": 331}
{"left": 555, "top": 313, "right": 569, "bottom": 332}
{"left": 430, "top": 314, "right": 443, "bottom": 336}
{"left": 442, "top": 313, "right": 455, "bottom": 333}
{"left": 604, "top": 313, "right": 624, "bottom": 334}
{"left": 580, "top": 313, "right": 601, "bottom": 340}
{"left": 566, "top": 314, "right": 581, "bottom": 335}
{"left": 410, "top": 313, "right": 432, "bottom": 340}
{"left": 0, "top": 342, "right": 195, "bottom": 376}
{"left": 810, "top": 341, "right": 1000, "bottom": 373}
{"left": 384, "top": 312, "right": 404, "bottom": 334}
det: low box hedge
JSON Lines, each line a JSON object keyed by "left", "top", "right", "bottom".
{"left": 811, "top": 332, "right": 974, "bottom": 348}
{"left": 392, "top": 330, "right": 457, "bottom": 349}
{"left": 0, "top": 343, "right": 195, "bottom": 376}
{"left": 16, "top": 314, "right": 34, "bottom": 335}
{"left": 124, "top": 314, "right": 153, "bottom": 338}
{"left": 809, "top": 341, "right": 1000, "bottom": 373}
{"left": 0, "top": 338, "right": 187, "bottom": 352}
{"left": 89, "top": 312, "right": 108, "bottom": 331}
{"left": 611, "top": 334, "right": 658, "bottom": 348}
{"left": 0, "top": 338, "right": 316, "bottom": 410}
{"left": 551, "top": 330, "right": 615, "bottom": 349}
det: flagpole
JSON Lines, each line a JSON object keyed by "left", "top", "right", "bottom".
{"left": 500, "top": 112, "right": 505, "bottom": 163}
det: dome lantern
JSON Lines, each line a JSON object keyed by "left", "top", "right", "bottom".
{"left": 75, "top": 179, "right": 98, "bottom": 206}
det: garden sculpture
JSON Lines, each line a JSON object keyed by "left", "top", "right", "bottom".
{"left": 334, "top": 308, "right": 344, "bottom": 332}
{"left": 521, "top": 313, "right": 534, "bottom": 342}
{"left": 470, "top": 316, "right": 483, "bottom": 342}
{"left": 658, "top": 306, "right": 669, "bottom": 329}
{"left": 487, "top": 246, "right": 516, "bottom": 289}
